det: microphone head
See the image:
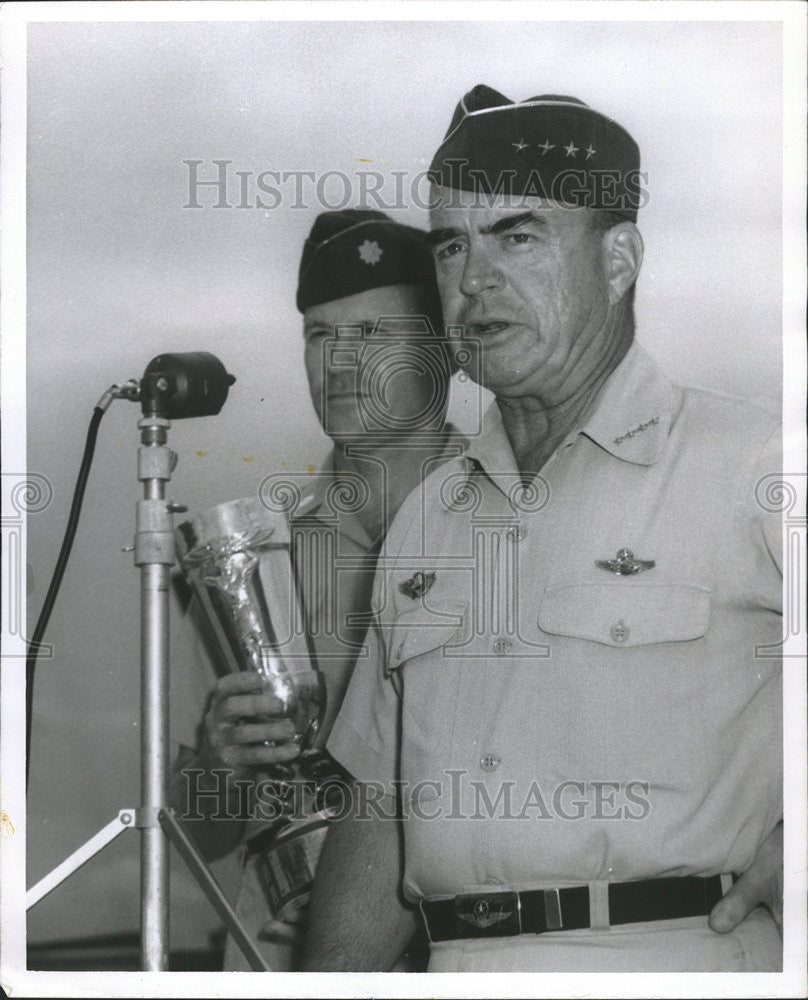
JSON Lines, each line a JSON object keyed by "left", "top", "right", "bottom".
{"left": 140, "top": 351, "right": 235, "bottom": 419}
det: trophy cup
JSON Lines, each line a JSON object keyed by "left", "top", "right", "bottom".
{"left": 175, "top": 496, "right": 330, "bottom": 781}
{"left": 175, "top": 496, "right": 347, "bottom": 928}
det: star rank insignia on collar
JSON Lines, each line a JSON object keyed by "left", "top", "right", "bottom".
{"left": 595, "top": 548, "right": 655, "bottom": 576}
{"left": 358, "top": 239, "right": 383, "bottom": 265}
{"left": 398, "top": 571, "right": 436, "bottom": 599}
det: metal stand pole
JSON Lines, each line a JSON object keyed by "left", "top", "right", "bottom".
{"left": 135, "top": 415, "right": 177, "bottom": 971}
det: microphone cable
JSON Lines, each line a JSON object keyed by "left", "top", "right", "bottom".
{"left": 25, "top": 384, "right": 136, "bottom": 792}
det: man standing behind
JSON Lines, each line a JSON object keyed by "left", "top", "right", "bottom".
{"left": 304, "top": 88, "right": 783, "bottom": 972}
{"left": 170, "top": 210, "right": 461, "bottom": 969}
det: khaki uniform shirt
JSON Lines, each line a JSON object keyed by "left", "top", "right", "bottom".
{"left": 327, "top": 343, "right": 782, "bottom": 969}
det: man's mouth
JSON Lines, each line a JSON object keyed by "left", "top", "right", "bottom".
{"left": 464, "top": 321, "right": 511, "bottom": 336}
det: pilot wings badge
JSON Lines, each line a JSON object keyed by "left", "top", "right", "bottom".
{"left": 398, "top": 571, "right": 436, "bottom": 600}
{"left": 596, "top": 547, "right": 655, "bottom": 575}
{"left": 457, "top": 898, "right": 513, "bottom": 931}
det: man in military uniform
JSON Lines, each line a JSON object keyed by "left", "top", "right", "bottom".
{"left": 303, "top": 88, "right": 784, "bottom": 972}
{"left": 169, "top": 210, "right": 461, "bottom": 969}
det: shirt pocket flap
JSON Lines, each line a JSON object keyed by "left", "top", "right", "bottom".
{"left": 386, "top": 603, "right": 467, "bottom": 672}
{"left": 539, "top": 582, "right": 712, "bottom": 646}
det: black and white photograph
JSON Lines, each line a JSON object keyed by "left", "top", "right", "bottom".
{"left": 1, "top": 2, "right": 805, "bottom": 997}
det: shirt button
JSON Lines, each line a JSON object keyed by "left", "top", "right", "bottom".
{"left": 506, "top": 525, "right": 526, "bottom": 542}
{"left": 480, "top": 754, "right": 501, "bottom": 772}
{"left": 493, "top": 638, "right": 512, "bottom": 655}
{"left": 610, "top": 620, "right": 630, "bottom": 643}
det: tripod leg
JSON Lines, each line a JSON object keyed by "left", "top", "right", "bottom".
{"left": 26, "top": 810, "right": 135, "bottom": 910}
{"left": 159, "top": 808, "right": 271, "bottom": 972}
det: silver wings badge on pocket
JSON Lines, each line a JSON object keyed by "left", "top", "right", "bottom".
{"left": 398, "top": 571, "right": 436, "bottom": 600}
{"left": 595, "top": 548, "right": 655, "bottom": 576}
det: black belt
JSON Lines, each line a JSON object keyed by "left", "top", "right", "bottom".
{"left": 420, "top": 874, "right": 734, "bottom": 943}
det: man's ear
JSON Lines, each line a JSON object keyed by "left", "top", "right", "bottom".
{"left": 603, "top": 222, "right": 643, "bottom": 305}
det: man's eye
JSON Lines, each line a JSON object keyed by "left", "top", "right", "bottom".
{"left": 504, "top": 231, "right": 535, "bottom": 245}
{"left": 435, "top": 241, "right": 466, "bottom": 261}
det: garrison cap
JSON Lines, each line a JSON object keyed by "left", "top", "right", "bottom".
{"left": 297, "top": 209, "right": 438, "bottom": 312}
{"left": 428, "top": 85, "right": 642, "bottom": 221}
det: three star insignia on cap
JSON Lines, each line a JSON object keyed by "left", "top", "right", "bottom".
{"left": 515, "top": 139, "right": 596, "bottom": 159}
{"left": 398, "top": 571, "right": 436, "bottom": 600}
{"left": 358, "top": 239, "right": 383, "bottom": 265}
{"left": 595, "top": 548, "right": 655, "bottom": 576}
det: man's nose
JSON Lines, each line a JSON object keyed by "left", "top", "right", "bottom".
{"left": 459, "top": 244, "right": 502, "bottom": 297}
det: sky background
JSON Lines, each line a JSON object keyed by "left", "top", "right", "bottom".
{"left": 19, "top": 12, "right": 787, "bottom": 959}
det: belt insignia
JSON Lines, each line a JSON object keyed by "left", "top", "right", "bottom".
{"left": 398, "top": 571, "right": 436, "bottom": 600}
{"left": 458, "top": 897, "right": 514, "bottom": 931}
{"left": 596, "top": 548, "right": 655, "bottom": 575}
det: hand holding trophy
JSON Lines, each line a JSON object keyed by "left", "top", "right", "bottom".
{"left": 176, "top": 496, "right": 343, "bottom": 925}
{"left": 175, "top": 495, "right": 335, "bottom": 780}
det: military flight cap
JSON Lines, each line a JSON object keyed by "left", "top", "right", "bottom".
{"left": 296, "top": 209, "right": 437, "bottom": 312}
{"left": 428, "top": 85, "right": 642, "bottom": 221}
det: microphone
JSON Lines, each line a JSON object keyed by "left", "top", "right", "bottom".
{"left": 140, "top": 351, "right": 236, "bottom": 419}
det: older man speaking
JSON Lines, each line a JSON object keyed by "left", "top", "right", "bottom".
{"left": 303, "top": 87, "right": 783, "bottom": 973}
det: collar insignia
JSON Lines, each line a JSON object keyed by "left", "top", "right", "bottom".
{"left": 398, "top": 571, "right": 436, "bottom": 600}
{"left": 613, "top": 415, "right": 659, "bottom": 445}
{"left": 596, "top": 548, "right": 655, "bottom": 576}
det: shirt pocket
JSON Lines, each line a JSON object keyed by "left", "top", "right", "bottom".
{"left": 385, "top": 603, "right": 468, "bottom": 673}
{"left": 385, "top": 602, "right": 468, "bottom": 787}
{"left": 538, "top": 582, "right": 712, "bottom": 647}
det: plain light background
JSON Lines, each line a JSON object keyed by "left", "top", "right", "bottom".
{"left": 22, "top": 16, "right": 784, "bottom": 956}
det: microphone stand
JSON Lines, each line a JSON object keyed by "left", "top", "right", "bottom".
{"left": 135, "top": 411, "right": 173, "bottom": 970}
{"left": 26, "top": 359, "right": 270, "bottom": 971}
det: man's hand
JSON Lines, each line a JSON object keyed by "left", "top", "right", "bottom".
{"left": 200, "top": 671, "right": 303, "bottom": 774}
{"left": 168, "top": 672, "right": 303, "bottom": 861}
{"left": 709, "top": 821, "right": 783, "bottom": 935}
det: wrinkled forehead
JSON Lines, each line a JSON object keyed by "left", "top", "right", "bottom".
{"left": 428, "top": 184, "right": 580, "bottom": 229}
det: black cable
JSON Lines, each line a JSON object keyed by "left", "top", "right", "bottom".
{"left": 26, "top": 406, "right": 106, "bottom": 792}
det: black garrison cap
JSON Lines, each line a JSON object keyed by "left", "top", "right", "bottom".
{"left": 428, "top": 85, "right": 643, "bottom": 221}
{"left": 297, "top": 209, "right": 438, "bottom": 312}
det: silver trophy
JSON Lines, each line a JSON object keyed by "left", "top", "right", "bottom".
{"left": 176, "top": 496, "right": 346, "bottom": 928}
{"left": 175, "top": 496, "right": 325, "bottom": 779}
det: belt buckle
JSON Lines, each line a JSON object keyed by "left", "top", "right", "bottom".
{"left": 453, "top": 891, "right": 521, "bottom": 938}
